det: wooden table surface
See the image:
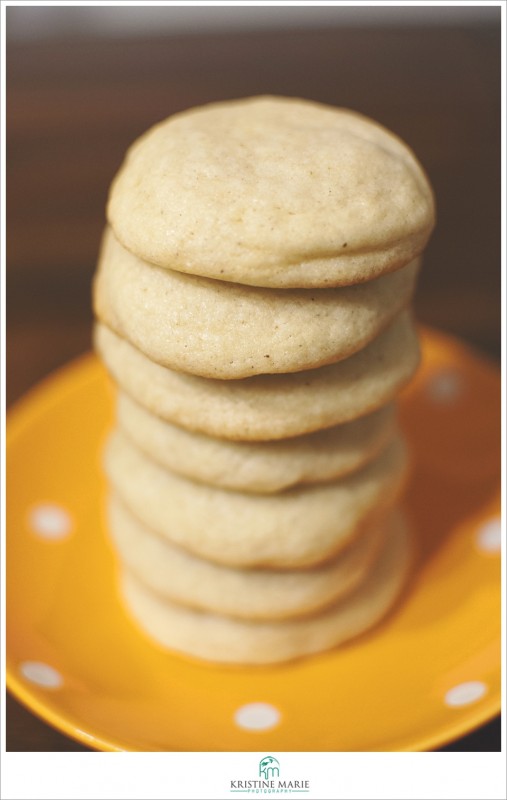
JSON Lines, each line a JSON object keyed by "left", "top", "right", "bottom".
{"left": 7, "top": 20, "right": 501, "bottom": 751}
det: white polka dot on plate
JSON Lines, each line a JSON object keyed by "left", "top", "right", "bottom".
{"left": 476, "top": 518, "right": 502, "bottom": 553}
{"left": 20, "top": 661, "right": 63, "bottom": 689}
{"left": 444, "top": 681, "right": 487, "bottom": 708}
{"left": 426, "top": 370, "right": 464, "bottom": 404}
{"left": 234, "top": 702, "right": 281, "bottom": 731}
{"left": 28, "top": 504, "right": 72, "bottom": 540}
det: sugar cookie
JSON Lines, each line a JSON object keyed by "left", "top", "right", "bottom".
{"left": 117, "top": 392, "right": 396, "bottom": 493}
{"left": 108, "top": 96, "right": 434, "bottom": 288}
{"left": 94, "top": 227, "right": 419, "bottom": 378}
{"left": 95, "top": 310, "right": 419, "bottom": 441}
{"left": 108, "top": 494, "right": 392, "bottom": 620}
{"left": 104, "top": 430, "right": 408, "bottom": 568}
{"left": 119, "top": 510, "right": 413, "bottom": 664}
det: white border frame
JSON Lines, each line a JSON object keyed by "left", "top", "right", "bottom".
{"left": 1, "top": 3, "right": 505, "bottom": 799}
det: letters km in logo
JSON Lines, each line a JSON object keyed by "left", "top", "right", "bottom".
{"left": 259, "top": 756, "right": 280, "bottom": 779}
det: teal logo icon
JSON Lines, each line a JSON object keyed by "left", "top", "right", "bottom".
{"left": 259, "top": 756, "right": 280, "bottom": 779}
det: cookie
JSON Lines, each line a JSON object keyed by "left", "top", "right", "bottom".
{"left": 95, "top": 309, "right": 419, "bottom": 441}
{"left": 94, "top": 227, "right": 419, "bottom": 379}
{"left": 117, "top": 392, "right": 397, "bottom": 493}
{"left": 107, "top": 96, "right": 434, "bottom": 288}
{"left": 104, "top": 430, "right": 408, "bottom": 568}
{"left": 108, "top": 493, "right": 391, "bottom": 620}
{"left": 119, "top": 510, "right": 413, "bottom": 664}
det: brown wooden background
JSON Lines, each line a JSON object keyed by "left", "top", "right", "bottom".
{"left": 7, "top": 13, "right": 501, "bottom": 751}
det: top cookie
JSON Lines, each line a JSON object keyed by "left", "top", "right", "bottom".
{"left": 107, "top": 96, "right": 435, "bottom": 288}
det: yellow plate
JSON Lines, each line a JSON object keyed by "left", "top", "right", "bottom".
{"left": 6, "top": 328, "right": 501, "bottom": 752}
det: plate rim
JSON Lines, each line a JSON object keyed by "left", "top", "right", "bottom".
{"left": 6, "top": 667, "right": 501, "bottom": 753}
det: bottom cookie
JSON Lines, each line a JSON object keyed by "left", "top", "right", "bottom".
{"left": 119, "top": 511, "right": 413, "bottom": 665}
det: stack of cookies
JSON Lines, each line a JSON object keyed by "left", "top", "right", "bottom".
{"left": 93, "top": 97, "right": 435, "bottom": 665}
